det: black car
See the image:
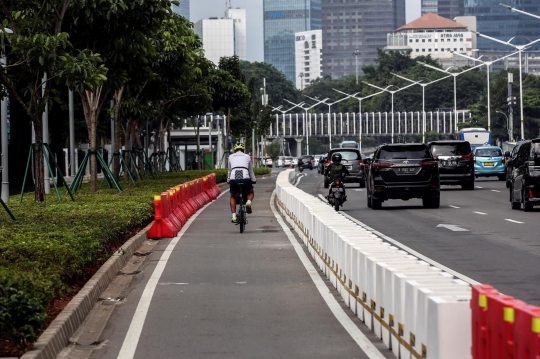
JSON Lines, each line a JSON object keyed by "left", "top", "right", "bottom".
{"left": 300, "top": 155, "right": 314, "bottom": 170}
{"left": 504, "top": 140, "right": 527, "bottom": 188}
{"left": 428, "top": 140, "right": 475, "bottom": 190}
{"left": 324, "top": 148, "right": 365, "bottom": 188}
{"left": 508, "top": 138, "right": 540, "bottom": 211}
{"left": 366, "top": 143, "right": 440, "bottom": 209}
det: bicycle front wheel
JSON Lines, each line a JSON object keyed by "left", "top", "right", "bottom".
{"left": 239, "top": 206, "right": 245, "bottom": 233}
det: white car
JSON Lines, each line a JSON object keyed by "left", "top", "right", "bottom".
{"left": 263, "top": 157, "right": 273, "bottom": 168}
{"left": 284, "top": 157, "right": 293, "bottom": 166}
{"left": 277, "top": 158, "right": 284, "bottom": 167}
{"left": 292, "top": 158, "right": 298, "bottom": 166}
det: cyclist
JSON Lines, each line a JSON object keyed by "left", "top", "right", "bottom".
{"left": 324, "top": 152, "right": 349, "bottom": 199}
{"left": 228, "top": 143, "right": 256, "bottom": 223}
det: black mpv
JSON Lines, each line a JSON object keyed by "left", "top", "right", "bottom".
{"left": 508, "top": 138, "right": 540, "bottom": 211}
{"left": 428, "top": 140, "right": 475, "bottom": 190}
{"left": 366, "top": 143, "right": 440, "bottom": 209}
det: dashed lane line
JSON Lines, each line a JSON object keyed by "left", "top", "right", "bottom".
{"left": 448, "top": 205, "right": 460, "bottom": 208}
{"left": 473, "top": 211, "right": 487, "bottom": 215}
{"left": 505, "top": 219, "right": 524, "bottom": 224}
{"left": 476, "top": 186, "right": 483, "bottom": 189}
{"left": 491, "top": 190, "right": 501, "bottom": 193}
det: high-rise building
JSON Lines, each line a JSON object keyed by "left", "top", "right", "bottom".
{"left": 172, "top": 0, "right": 190, "bottom": 20}
{"left": 225, "top": 8, "right": 247, "bottom": 61}
{"left": 464, "top": 0, "right": 540, "bottom": 52}
{"left": 421, "top": 0, "right": 464, "bottom": 20}
{"left": 295, "top": 30, "right": 323, "bottom": 90}
{"left": 321, "top": 0, "right": 406, "bottom": 80}
{"left": 263, "top": 0, "right": 322, "bottom": 83}
{"left": 194, "top": 18, "right": 235, "bottom": 65}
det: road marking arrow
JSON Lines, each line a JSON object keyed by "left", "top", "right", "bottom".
{"left": 437, "top": 224, "right": 469, "bottom": 232}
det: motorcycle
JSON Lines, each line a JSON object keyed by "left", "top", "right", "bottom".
{"left": 298, "top": 163, "right": 304, "bottom": 172}
{"left": 327, "top": 177, "right": 346, "bottom": 211}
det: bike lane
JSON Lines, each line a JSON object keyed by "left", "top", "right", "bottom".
{"left": 91, "top": 175, "right": 382, "bottom": 359}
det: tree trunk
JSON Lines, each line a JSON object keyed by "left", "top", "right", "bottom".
{"left": 79, "top": 88, "right": 104, "bottom": 192}
{"left": 113, "top": 87, "right": 125, "bottom": 181}
{"left": 33, "top": 127, "right": 45, "bottom": 202}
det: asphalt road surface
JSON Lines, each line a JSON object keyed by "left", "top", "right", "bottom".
{"left": 292, "top": 167, "right": 540, "bottom": 306}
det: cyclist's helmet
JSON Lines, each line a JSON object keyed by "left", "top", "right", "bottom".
{"left": 331, "top": 153, "right": 342, "bottom": 163}
{"left": 233, "top": 143, "right": 245, "bottom": 152}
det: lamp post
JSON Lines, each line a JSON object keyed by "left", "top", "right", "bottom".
{"left": 353, "top": 49, "right": 361, "bottom": 85}
{"left": 417, "top": 61, "right": 484, "bottom": 132}
{"left": 362, "top": 80, "right": 421, "bottom": 144}
{"left": 333, "top": 88, "right": 387, "bottom": 152}
{"left": 499, "top": 3, "right": 540, "bottom": 21}
{"left": 451, "top": 50, "right": 520, "bottom": 132}
{"left": 0, "top": 27, "right": 12, "bottom": 202}
{"left": 496, "top": 110, "right": 512, "bottom": 141}
{"left": 390, "top": 73, "right": 452, "bottom": 143}
{"left": 271, "top": 102, "right": 305, "bottom": 157}
{"left": 472, "top": 30, "right": 540, "bottom": 139}
{"left": 305, "top": 94, "right": 353, "bottom": 149}
{"left": 299, "top": 72, "right": 304, "bottom": 91}
{"left": 284, "top": 97, "right": 329, "bottom": 155}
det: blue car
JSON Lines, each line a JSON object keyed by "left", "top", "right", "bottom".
{"left": 473, "top": 146, "right": 506, "bottom": 181}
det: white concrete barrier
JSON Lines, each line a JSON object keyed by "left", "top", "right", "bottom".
{"left": 275, "top": 170, "right": 473, "bottom": 359}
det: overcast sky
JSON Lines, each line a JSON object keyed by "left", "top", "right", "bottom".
{"left": 191, "top": 0, "right": 422, "bottom": 62}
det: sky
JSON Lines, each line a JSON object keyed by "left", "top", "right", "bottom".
{"left": 190, "top": 0, "right": 422, "bottom": 62}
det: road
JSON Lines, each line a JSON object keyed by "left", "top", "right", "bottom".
{"left": 292, "top": 167, "right": 540, "bottom": 305}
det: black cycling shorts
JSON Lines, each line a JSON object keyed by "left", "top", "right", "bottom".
{"left": 229, "top": 179, "right": 254, "bottom": 194}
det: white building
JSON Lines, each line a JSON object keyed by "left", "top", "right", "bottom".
{"left": 225, "top": 7, "right": 247, "bottom": 61}
{"left": 294, "top": 30, "right": 323, "bottom": 90}
{"left": 194, "top": 18, "right": 235, "bottom": 65}
{"left": 385, "top": 13, "right": 476, "bottom": 69}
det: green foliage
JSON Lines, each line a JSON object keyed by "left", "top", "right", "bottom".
{"left": 253, "top": 167, "right": 271, "bottom": 176}
{"left": 239, "top": 61, "right": 299, "bottom": 105}
{"left": 266, "top": 141, "right": 280, "bottom": 160}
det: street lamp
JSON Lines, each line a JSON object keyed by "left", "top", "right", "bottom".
{"left": 362, "top": 80, "right": 421, "bottom": 144}
{"left": 305, "top": 94, "right": 353, "bottom": 149}
{"left": 496, "top": 110, "right": 512, "bottom": 141}
{"left": 417, "top": 61, "right": 484, "bottom": 132}
{"left": 499, "top": 3, "right": 540, "bottom": 21}
{"left": 451, "top": 50, "right": 520, "bottom": 132}
{"left": 390, "top": 73, "right": 452, "bottom": 143}
{"left": 333, "top": 88, "right": 387, "bottom": 152}
{"left": 353, "top": 49, "right": 361, "bottom": 85}
{"left": 472, "top": 30, "right": 540, "bottom": 139}
{"left": 0, "top": 27, "right": 12, "bottom": 202}
{"left": 298, "top": 72, "right": 304, "bottom": 91}
{"left": 284, "top": 97, "right": 329, "bottom": 155}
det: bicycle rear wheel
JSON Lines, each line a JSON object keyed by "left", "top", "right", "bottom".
{"left": 239, "top": 205, "right": 245, "bottom": 233}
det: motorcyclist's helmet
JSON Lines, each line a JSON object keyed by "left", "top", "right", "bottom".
{"left": 331, "top": 153, "right": 342, "bottom": 163}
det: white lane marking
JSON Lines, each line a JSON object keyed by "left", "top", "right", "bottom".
{"left": 437, "top": 224, "right": 470, "bottom": 232}
{"left": 448, "top": 205, "right": 460, "bottom": 209}
{"left": 294, "top": 173, "right": 307, "bottom": 187}
{"left": 353, "top": 189, "right": 364, "bottom": 192}
{"left": 117, "top": 190, "right": 230, "bottom": 359}
{"left": 157, "top": 283, "right": 189, "bottom": 285}
{"left": 271, "top": 191, "right": 386, "bottom": 359}
{"left": 236, "top": 282, "right": 247, "bottom": 284}
{"left": 473, "top": 211, "right": 487, "bottom": 215}
{"left": 505, "top": 219, "right": 524, "bottom": 224}
{"left": 335, "top": 204, "right": 480, "bottom": 285}
{"left": 476, "top": 186, "right": 483, "bottom": 189}
{"left": 491, "top": 190, "right": 501, "bottom": 193}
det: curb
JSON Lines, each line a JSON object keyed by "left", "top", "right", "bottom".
{"left": 20, "top": 222, "right": 153, "bottom": 359}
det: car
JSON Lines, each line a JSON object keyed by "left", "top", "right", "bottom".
{"left": 323, "top": 148, "right": 365, "bottom": 188}
{"left": 508, "top": 138, "right": 540, "bottom": 211}
{"left": 262, "top": 156, "right": 273, "bottom": 168}
{"left": 428, "top": 140, "right": 475, "bottom": 190}
{"left": 277, "top": 156, "right": 285, "bottom": 167}
{"left": 284, "top": 157, "right": 293, "bottom": 167}
{"left": 292, "top": 158, "right": 298, "bottom": 166}
{"left": 313, "top": 155, "right": 323, "bottom": 168}
{"left": 317, "top": 154, "right": 327, "bottom": 174}
{"left": 504, "top": 140, "right": 527, "bottom": 188}
{"left": 365, "top": 143, "right": 440, "bottom": 209}
{"left": 473, "top": 146, "right": 505, "bottom": 180}
{"left": 300, "top": 155, "right": 314, "bottom": 170}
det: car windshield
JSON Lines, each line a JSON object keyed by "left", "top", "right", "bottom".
{"left": 378, "top": 146, "right": 431, "bottom": 160}
{"left": 475, "top": 148, "right": 502, "bottom": 157}
{"left": 333, "top": 151, "right": 359, "bottom": 160}
{"left": 430, "top": 143, "right": 471, "bottom": 156}
{"left": 286, "top": 157, "right": 292, "bottom": 161}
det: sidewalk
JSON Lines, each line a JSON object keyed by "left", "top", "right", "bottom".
{"left": 88, "top": 174, "right": 378, "bottom": 359}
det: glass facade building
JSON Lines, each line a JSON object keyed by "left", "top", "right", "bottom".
{"left": 421, "top": 0, "right": 464, "bottom": 20}
{"left": 464, "top": 0, "right": 540, "bottom": 51}
{"left": 321, "top": 0, "right": 406, "bottom": 79}
{"left": 263, "top": 0, "right": 322, "bottom": 83}
{"left": 172, "top": 0, "right": 190, "bottom": 20}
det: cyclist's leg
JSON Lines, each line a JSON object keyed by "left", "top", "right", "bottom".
{"left": 230, "top": 181, "right": 239, "bottom": 223}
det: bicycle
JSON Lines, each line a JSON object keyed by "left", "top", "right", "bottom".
{"left": 235, "top": 183, "right": 248, "bottom": 233}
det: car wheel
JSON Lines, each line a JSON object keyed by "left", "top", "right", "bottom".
{"left": 511, "top": 186, "right": 521, "bottom": 210}
{"left": 498, "top": 175, "right": 505, "bottom": 181}
{"left": 367, "top": 192, "right": 372, "bottom": 208}
{"left": 371, "top": 197, "right": 382, "bottom": 210}
{"left": 462, "top": 180, "right": 475, "bottom": 190}
{"left": 359, "top": 180, "right": 366, "bottom": 188}
{"left": 324, "top": 178, "right": 329, "bottom": 189}
{"left": 422, "top": 196, "right": 440, "bottom": 209}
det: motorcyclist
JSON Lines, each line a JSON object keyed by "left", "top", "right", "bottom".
{"left": 297, "top": 157, "right": 304, "bottom": 171}
{"left": 324, "top": 153, "right": 349, "bottom": 199}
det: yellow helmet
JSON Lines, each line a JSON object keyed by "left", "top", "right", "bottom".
{"left": 233, "top": 143, "right": 245, "bottom": 151}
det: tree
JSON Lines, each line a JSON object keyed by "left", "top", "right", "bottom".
{"left": 239, "top": 61, "right": 299, "bottom": 105}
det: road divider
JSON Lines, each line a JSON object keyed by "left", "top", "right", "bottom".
{"left": 148, "top": 173, "right": 221, "bottom": 239}
{"left": 276, "top": 170, "right": 472, "bottom": 359}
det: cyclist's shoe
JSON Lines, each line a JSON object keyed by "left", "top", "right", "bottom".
{"left": 246, "top": 201, "right": 252, "bottom": 214}
{"left": 231, "top": 216, "right": 238, "bottom": 224}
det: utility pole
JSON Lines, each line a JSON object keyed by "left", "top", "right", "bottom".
{"left": 42, "top": 73, "right": 50, "bottom": 194}
{"left": 353, "top": 49, "right": 360, "bottom": 85}
{"left": 508, "top": 73, "right": 515, "bottom": 141}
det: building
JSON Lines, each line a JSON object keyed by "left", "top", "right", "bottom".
{"left": 172, "top": 0, "right": 190, "bottom": 20}
{"left": 263, "top": 0, "right": 322, "bottom": 84}
{"left": 464, "top": 0, "right": 540, "bottom": 52}
{"left": 421, "top": 0, "right": 464, "bottom": 20}
{"left": 295, "top": 30, "right": 323, "bottom": 90}
{"left": 225, "top": 7, "right": 247, "bottom": 61}
{"left": 321, "top": 0, "right": 406, "bottom": 80}
{"left": 385, "top": 13, "right": 475, "bottom": 68}
{"left": 194, "top": 18, "right": 235, "bottom": 65}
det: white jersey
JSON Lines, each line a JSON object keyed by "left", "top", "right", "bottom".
{"left": 228, "top": 151, "right": 256, "bottom": 182}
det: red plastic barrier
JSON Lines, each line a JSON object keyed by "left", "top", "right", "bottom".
{"left": 162, "top": 192, "right": 181, "bottom": 231}
{"left": 514, "top": 305, "right": 540, "bottom": 359}
{"left": 212, "top": 173, "right": 221, "bottom": 197}
{"left": 148, "top": 195, "right": 178, "bottom": 239}
{"left": 200, "top": 178, "right": 211, "bottom": 204}
{"left": 169, "top": 189, "right": 186, "bottom": 226}
{"left": 176, "top": 185, "right": 191, "bottom": 220}
{"left": 472, "top": 285, "right": 499, "bottom": 359}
